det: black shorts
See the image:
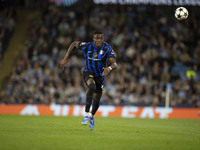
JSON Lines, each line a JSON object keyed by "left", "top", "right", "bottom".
{"left": 83, "top": 71, "right": 104, "bottom": 95}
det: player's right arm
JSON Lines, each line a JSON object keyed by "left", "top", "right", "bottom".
{"left": 59, "top": 41, "right": 80, "bottom": 70}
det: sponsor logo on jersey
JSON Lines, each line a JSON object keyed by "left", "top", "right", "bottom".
{"left": 88, "top": 57, "right": 101, "bottom": 61}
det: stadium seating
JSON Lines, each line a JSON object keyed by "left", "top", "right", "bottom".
{"left": 0, "top": 7, "right": 16, "bottom": 63}
{"left": 0, "top": 3, "right": 199, "bottom": 108}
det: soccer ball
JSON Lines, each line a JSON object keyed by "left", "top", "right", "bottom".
{"left": 175, "top": 7, "right": 188, "bottom": 20}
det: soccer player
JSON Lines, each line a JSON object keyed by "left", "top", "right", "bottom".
{"left": 60, "top": 31, "right": 118, "bottom": 130}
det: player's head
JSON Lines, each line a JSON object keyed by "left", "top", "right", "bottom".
{"left": 93, "top": 31, "right": 104, "bottom": 49}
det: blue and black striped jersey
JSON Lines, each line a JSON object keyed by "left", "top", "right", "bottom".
{"left": 78, "top": 42, "right": 115, "bottom": 77}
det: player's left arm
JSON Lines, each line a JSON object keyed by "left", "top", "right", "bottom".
{"left": 103, "top": 57, "right": 118, "bottom": 76}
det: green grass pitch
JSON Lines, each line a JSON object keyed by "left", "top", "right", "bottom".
{"left": 0, "top": 115, "right": 199, "bottom": 150}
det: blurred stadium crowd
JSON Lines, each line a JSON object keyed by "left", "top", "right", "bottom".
{"left": 0, "top": 6, "right": 16, "bottom": 63}
{"left": 0, "top": 3, "right": 200, "bottom": 107}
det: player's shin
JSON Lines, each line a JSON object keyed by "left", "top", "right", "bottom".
{"left": 91, "top": 99, "right": 100, "bottom": 116}
{"left": 85, "top": 84, "right": 96, "bottom": 112}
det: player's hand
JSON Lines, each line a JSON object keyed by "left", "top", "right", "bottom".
{"left": 59, "top": 59, "right": 67, "bottom": 70}
{"left": 102, "top": 67, "right": 110, "bottom": 76}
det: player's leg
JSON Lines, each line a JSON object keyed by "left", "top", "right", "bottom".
{"left": 88, "top": 76, "right": 103, "bottom": 130}
{"left": 85, "top": 78, "right": 96, "bottom": 113}
{"left": 91, "top": 76, "right": 104, "bottom": 116}
{"left": 82, "top": 72, "right": 96, "bottom": 125}
{"left": 88, "top": 93, "right": 101, "bottom": 130}
{"left": 91, "top": 93, "right": 101, "bottom": 116}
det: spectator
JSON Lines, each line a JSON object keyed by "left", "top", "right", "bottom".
{"left": 0, "top": 3, "right": 200, "bottom": 108}
{"left": 0, "top": 6, "right": 16, "bottom": 63}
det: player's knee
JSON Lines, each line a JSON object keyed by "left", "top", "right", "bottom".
{"left": 88, "top": 84, "right": 96, "bottom": 94}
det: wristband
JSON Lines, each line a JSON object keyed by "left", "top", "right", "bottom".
{"left": 108, "top": 66, "right": 112, "bottom": 71}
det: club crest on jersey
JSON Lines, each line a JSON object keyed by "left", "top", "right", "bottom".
{"left": 100, "top": 50, "right": 103, "bottom": 55}
{"left": 93, "top": 53, "right": 98, "bottom": 58}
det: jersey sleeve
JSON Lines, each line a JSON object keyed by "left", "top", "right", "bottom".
{"left": 78, "top": 42, "right": 90, "bottom": 51}
{"left": 107, "top": 47, "right": 116, "bottom": 58}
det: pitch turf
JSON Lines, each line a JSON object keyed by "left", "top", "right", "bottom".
{"left": 0, "top": 115, "right": 199, "bottom": 150}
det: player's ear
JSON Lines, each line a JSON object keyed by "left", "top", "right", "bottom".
{"left": 92, "top": 35, "right": 95, "bottom": 41}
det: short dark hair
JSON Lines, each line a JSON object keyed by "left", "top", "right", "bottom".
{"left": 93, "top": 31, "right": 103, "bottom": 37}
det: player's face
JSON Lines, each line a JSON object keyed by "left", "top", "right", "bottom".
{"left": 93, "top": 34, "right": 104, "bottom": 49}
